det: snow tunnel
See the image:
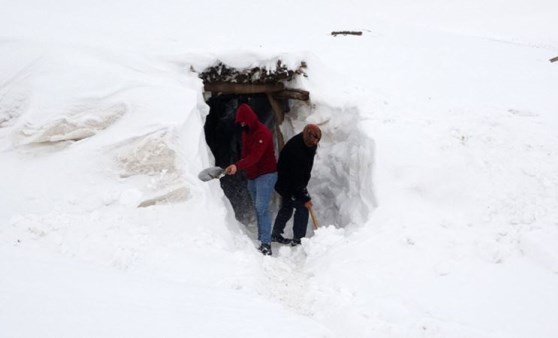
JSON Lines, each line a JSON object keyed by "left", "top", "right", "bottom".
{"left": 198, "top": 60, "right": 376, "bottom": 231}
{"left": 199, "top": 61, "right": 311, "bottom": 225}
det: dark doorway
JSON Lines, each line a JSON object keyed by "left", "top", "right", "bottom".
{"left": 204, "top": 94, "right": 283, "bottom": 225}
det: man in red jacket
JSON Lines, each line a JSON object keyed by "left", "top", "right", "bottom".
{"left": 225, "top": 103, "right": 277, "bottom": 256}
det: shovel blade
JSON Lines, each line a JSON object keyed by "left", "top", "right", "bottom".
{"left": 198, "top": 166, "right": 225, "bottom": 182}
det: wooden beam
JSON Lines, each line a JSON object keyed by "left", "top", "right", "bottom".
{"left": 331, "top": 31, "right": 363, "bottom": 37}
{"left": 550, "top": 56, "right": 558, "bottom": 63}
{"left": 204, "top": 82, "right": 284, "bottom": 94}
{"left": 273, "top": 89, "right": 310, "bottom": 101}
{"left": 266, "top": 92, "right": 285, "bottom": 150}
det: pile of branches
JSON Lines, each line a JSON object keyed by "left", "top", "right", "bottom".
{"left": 199, "top": 60, "right": 307, "bottom": 84}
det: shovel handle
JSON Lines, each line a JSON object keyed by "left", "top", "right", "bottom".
{"left": 309, "top": 206, "right": 319, "bottom": 230}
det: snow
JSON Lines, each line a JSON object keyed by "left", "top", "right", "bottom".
{"left": 1, "top": 0, "right": 558, "bottom": 337}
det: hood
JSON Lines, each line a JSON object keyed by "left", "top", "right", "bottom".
{"left": 235, "top": 103, "right": 259, "bottom": 130}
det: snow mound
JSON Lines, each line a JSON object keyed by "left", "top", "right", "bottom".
{"left": 0, "top": 80, "right": 30, "bottom": 128}
{"left": 137, "top": 186, "right": 190, "bottom": 208}
{"left": 115, "top": 128, "right": 179, "bottom": 178}
{"left": 17, "top": 102, "right": 126, "bottom": 145}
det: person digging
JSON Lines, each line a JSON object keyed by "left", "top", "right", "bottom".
{"left": 271, "top": 124, "right": 321, "bottom": 246}
{"left": 224, "top": 103, "right": 277, "bottom": 256}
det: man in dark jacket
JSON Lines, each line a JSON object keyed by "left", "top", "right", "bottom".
{"left": 225, "top": 103, "right": 277, "bottom": 255}
{"left": 272, "top": 124, "right": 321, "bottom": 246}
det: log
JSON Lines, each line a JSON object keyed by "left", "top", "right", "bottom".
{"left": 550, "top": 56, "right": 558, "bottom": 63}
{"left": 204, "top": 82, "right": 284, "bottom": 94}
{"left": 331, "top": 31, "right": 363, "bottom": 37}
{"left": 273, "top": 89, "right": 310, "bottom": 101}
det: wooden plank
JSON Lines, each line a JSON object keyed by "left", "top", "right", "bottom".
{"left": 331, "top": 31, "right": 363, "bottom": 37}
{"left": 204, "top": 82, "right": 284, "bottom": 94}
{"left": 273, "top": 89, "right": 310, "bottom": 101}
{"left": 266, "top": 92, "right": 285, "bottom": 150}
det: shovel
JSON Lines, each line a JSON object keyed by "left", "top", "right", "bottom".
{"left": 198, "top": 166, "right": 226, "bottom": 182}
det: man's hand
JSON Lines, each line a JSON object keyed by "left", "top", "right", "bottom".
{"left": 225, "top": 164, "right": 237, "bottom": 175}
{"left": 304, "top": 200, "right": 313, "bottom": 209}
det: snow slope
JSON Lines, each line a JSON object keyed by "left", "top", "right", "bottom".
{"left": 1, "top": 1, "right": 558, "bottom": 337}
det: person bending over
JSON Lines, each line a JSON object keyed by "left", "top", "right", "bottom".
{"left": 272, "top": 124, "right": 321, "bottom": 246}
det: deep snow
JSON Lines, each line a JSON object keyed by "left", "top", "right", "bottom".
{"left": 1, "top": 1, "right": 558, "bottom": 337}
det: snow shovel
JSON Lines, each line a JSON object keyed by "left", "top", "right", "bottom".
{"left": 309, "top": 206, "right": 320, "bottom": 230}
{"left": 198, "top": 166, "right": 225, "bottom": 182}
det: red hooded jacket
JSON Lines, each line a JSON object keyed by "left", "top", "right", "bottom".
{"left": 234, "top": 104, "right": 277, "bottom": 179}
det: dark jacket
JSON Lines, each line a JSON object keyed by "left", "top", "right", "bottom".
{"left": 234, "top": 104, "right": 277, "bottom": 180}
{"left": 275, "top": 132, "right": 316, "bottom": 202}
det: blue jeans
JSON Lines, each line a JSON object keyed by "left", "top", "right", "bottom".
{"left": 247, "top": 172, "right": 277, "bottom": 245}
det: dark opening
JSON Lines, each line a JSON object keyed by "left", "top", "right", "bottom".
{"left": 204, "top": 93, "right": 288, "bottom": 224}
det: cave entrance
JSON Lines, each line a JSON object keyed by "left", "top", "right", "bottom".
{"left": 200, "top": 62, "right": 309, "bottom": 224}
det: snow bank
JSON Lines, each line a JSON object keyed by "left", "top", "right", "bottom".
{"left": 18, "top": 102, "right": 126, "bottom": 145}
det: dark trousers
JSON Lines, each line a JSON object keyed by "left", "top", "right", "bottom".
{"left": 272, "top": 195, "right": 309, "bottom": 240}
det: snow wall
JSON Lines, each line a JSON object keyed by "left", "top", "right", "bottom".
{"left": 0, "top": 47, "right": 377, "bottom": 240}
